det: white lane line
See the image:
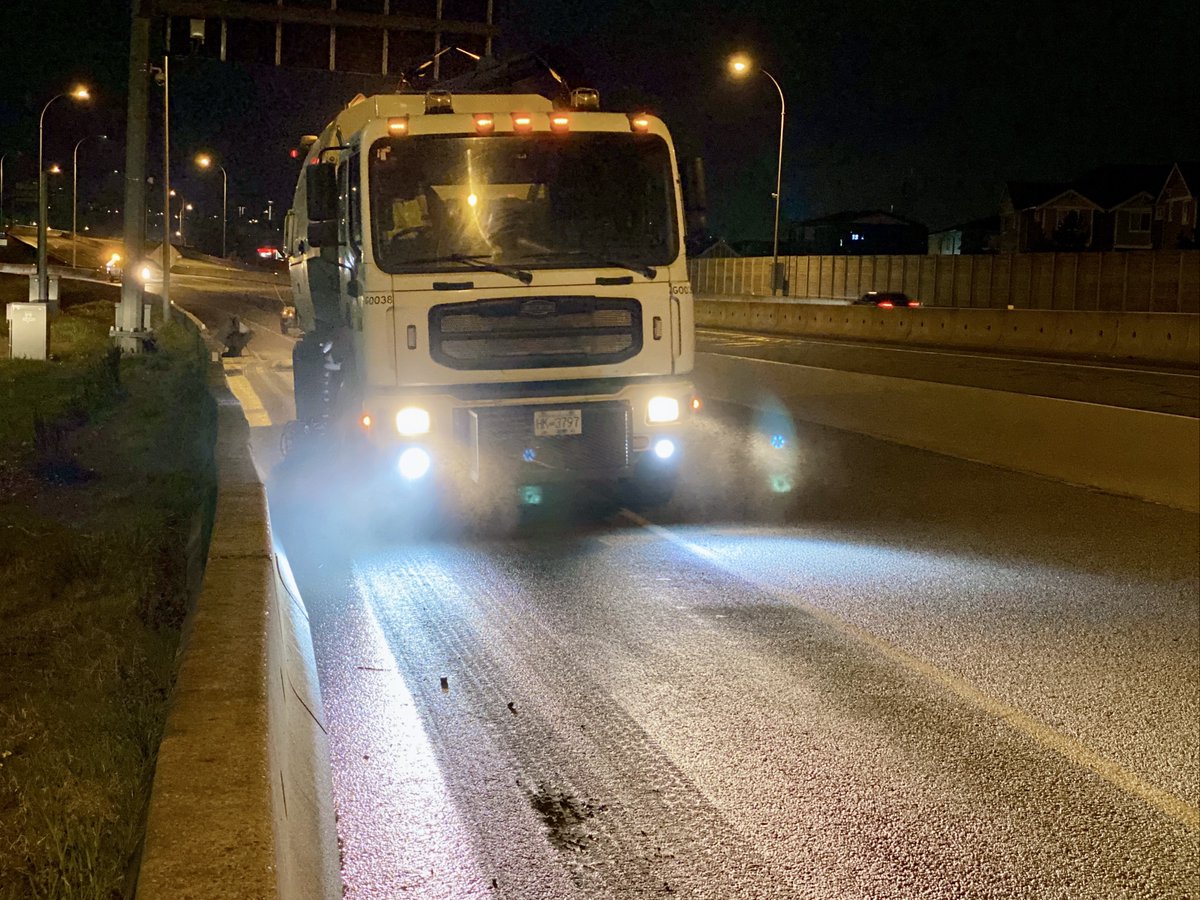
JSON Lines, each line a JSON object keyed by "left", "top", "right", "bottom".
{"left": 697, "top": 328, "right": 1200, "bottom": 379}
{"left": 222, "top": 359, "right": 272, "bottom": 427}
{"left": 618, "top": 508, "right": 1200, "bottom": 832}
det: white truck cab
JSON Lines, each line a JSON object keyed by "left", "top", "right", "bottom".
{"left": 286, "top": 88, "right": 694, "bottom": 503}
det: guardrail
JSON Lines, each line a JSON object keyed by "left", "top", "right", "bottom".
{"left": 695, "top": 298, "right": 1200, "bottom": 367}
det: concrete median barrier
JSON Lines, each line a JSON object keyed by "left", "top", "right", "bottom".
{"left": 137, "top": 361, "right": 339, "bottom": 899}
{"left": 695, "top": 352, "right": 1200, "bottom": 512}
{"left": 695, "top": 298, "right": 1200, "bottom": 367}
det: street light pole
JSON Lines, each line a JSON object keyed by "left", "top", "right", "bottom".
{"left": 0, "top": 153, "right": 7, "bottom": 232}
{"left": 219, "top": 165, "right": 227, "bottom": 258}
{"left": 178, "top": 200, "right": 193, "bottom": 245}
{"left": 762, "top": 68, "right": 786, "bottom": 296}
{"left": 38, "top": 87, "right": 90, "bottom": 308}
{"left": 196, "top": 153, "right": 228, "bottom": 258}
{"left": 160, "top": 54, "right": 172, "bottom": 323}
{"left": 728, "top": 54, "right": 787, "bottom": 295}
{"left": 72, "top": 134, "right": 106, "bottom": 269}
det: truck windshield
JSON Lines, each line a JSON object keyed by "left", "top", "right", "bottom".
{"left": 369, "top": 133, "right": 677, "bottom": 275}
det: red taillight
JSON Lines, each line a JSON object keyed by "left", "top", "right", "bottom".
{"left": 629, "top": 114, "right": 651, "bottom": 133}
{"left": 549, "top": 113, "right": 570, "bottom": 134}
{"left": 474, "top": 113, "right": 495, "bottom": 135}
{"left": 877, "top": 300, "right": 894, "bottom": 309}
{"left": 909, "top": 300, "right": 921, "bottom": 307}
{"left": 511, "top": 113, "right": 533, "bottom": 133}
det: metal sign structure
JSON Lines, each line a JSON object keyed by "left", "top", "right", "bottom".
{"left": 115, "top": 0, "right": 495, "bottom": 350}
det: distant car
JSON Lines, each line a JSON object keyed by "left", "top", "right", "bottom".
{"left": 280, "top": 304, "right": 297, "bottom": 334}
{"left": 855, "top": 291, "right": 921, "bottom": 309}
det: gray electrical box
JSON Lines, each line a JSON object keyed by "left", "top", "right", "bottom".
{"left": 6, "top": 302, "right": 49, "bottom": 360}
{"left": 27, "top": 274, "right": 59, "bottom": 302}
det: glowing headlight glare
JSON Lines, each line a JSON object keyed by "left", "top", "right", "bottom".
{"left": 647, "top": 395, "right": 680, "bottom": 423}
{"left": 653, "top": 438, "right": 676, "bottom": 460}
{"left": 395, "top": 406, "right": 431, "bottom": 436}
{"left": 397, "top": 447, "right": 431, "bottom": 480}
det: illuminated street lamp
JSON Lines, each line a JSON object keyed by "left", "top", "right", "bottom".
{"left": 195, "top": 153, "right": 227, "bottom": 257}
{"left": 38, "top": 85, "right": 90, "bottom": 305}
{"left": 727, "top": 53, "right": 786, "bottom": 294}
{"left": 72, "top": 134, "right": 107, "bottom": 268}
{"left": 177, "top": 200, "right": 194, "bottom": 245}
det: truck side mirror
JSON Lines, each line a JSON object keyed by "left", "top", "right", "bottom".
{"left": 306, "top": 164, "right": 338, "bottom": 222}
{"left": 307, "top": 220, "right": 338, "bottom": 248}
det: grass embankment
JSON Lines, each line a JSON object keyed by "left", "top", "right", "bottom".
{"left": 0, "top": 290, "right": 217, "bottom": 898}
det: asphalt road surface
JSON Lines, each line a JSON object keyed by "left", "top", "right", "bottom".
{"left": 171, "top": 277, "right": 1200, "bottom": 899}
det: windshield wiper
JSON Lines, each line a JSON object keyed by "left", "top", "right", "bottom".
{"left": 400, "top": 253, "right": 533, "bottom": 284}
{"left": 446, "top": 254, "right": 533, "bottom": 285}
{"left": 518, "top": 251, "right": 657, "bottom": 280}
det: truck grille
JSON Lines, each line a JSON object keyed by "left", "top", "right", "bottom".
{"left": 429, "top": 296, "right": 642, "bottom": 370}
{"left": 460, "top": 401, "right": 631, "bottom": 479}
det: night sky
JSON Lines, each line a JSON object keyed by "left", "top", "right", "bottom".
{"left": 1, "top": 0, "right": 1197, "bottom": 243}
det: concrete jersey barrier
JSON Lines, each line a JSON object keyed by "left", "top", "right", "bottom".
{"left": 694, "top": 352, "right": 1200, "bottom": 512}
{"left": 137, "top": 346, "right": 339, "bottom": 898}
{"left": 695, "top": 298, "right": 1200, "bottom": 368}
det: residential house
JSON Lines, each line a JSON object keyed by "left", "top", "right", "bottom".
{"left": 999, "top": 163, "right": 1200, "bottom": 252}
{"left": 1157, "top": 162, "right": 1199, "bottom": 249}
{"left": 694, "top": 238, "right": 741, "bottom": 259}
{"left": 789, "top": 210, "right": 927, "bottom": 255}
{"left": 999, "top": 182, "right": 1065, "bottom": 252}
{"left": 1071, "top": 164, "right": 1170, "bottom": 250}
{"left": 928, "top": 216, "right": 1001, "bottom": 255}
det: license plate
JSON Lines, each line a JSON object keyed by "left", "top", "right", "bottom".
{"left": 534, "top": 409, "right": 582, "bottom": 436}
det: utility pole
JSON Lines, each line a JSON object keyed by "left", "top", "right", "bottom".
{"left": 115, "top": 5, "right": 150, "bottom": 352}
{"left": 161, "top": 53, "right": 171, "bottom": 323}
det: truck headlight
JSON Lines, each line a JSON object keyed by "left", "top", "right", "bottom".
{"left": 398, "top": 447, "right": 431, "bottom": 480}
{"left": 647, "top": 396, "right": 680, "bottom": 424}
{"left": 396, "top": 406, "right": 431, "bottom": 436}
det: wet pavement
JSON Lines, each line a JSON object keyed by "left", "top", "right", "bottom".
{"left": 270, "top": 407, "right": 1199, "bottom": 899}
{"left": 170, "top": 276, "right": 1200, "bottom": 898}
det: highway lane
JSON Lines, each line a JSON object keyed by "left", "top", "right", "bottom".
{"left": 270, "top": 406, "right": 1199, "bottom": 899}
{"left": 699, "top": 328, "right": 1200, "bottom": 417}
{"left": 169, "top": 278, "right": 1199, "bottom": 897}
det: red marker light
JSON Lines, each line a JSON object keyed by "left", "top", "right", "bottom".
{"left": 549, "top": 114, "right": 570, "bottom": 134}
{"left": 474, "top": 113, "right": 495, "bottom": 135}
{"left": 511, "top": 113, "right": 533, "bottom": 133}
{"left": 289, "top": 148, "right": 299, "bottom": 159}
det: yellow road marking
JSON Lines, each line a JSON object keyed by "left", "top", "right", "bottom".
{"left": 223, "top": 364, "right": 272, "bottom": 427}
{"left": 619, "top": 508, "right": 1200, "bottom": 831}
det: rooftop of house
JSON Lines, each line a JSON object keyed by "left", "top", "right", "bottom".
{"left": 792, "top": 209, "right": 927, "bottom": 229}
